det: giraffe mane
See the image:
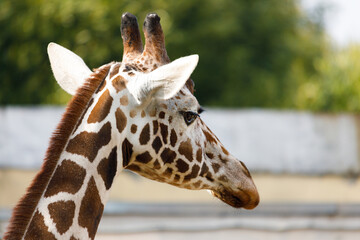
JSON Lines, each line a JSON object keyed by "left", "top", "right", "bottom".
{"left": 4, "top": 63, "right": 112, "bottom": 240}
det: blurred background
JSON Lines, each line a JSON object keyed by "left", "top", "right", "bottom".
{"left": 1, "top": 0, "right": 360, "bottom": 239}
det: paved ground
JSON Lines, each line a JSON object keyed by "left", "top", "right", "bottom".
{"left": 79, "top": 214, "right": 360, "bottom": 239}
{"left": 96, "top": 229, "right": 360, "bottom": 240}
{"left": 2, "top": 170, "right": 360, "bottom": 208}
{"left": 2, "top": 211, "right": 360, "bottom": 239}
{"left": 2, "top": 203, "right": 360, "bottom": 239}
{"left": 1, "top": 170, "right": 360, "bottom": 239}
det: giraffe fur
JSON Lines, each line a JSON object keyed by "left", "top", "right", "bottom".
{"left": 4, "top": 12, "right": 259, "bottom": 240}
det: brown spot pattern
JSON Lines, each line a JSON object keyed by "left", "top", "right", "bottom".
{"left": 153, "top": 159, "right": 161, "bottom": 169}
{"left": 152, "top": 136, "right": 163, "bottom": 154}
{"left": 184, "top": 165, "right": 200, "bottom": 181}
{"left": 112, "top": 75, "right": 127, "bottom": 92}
{"left": 130, "top": 124, "right": 137, "bottom": 133}
{"left": 219, "top": 175, "right": 229, "bottom": 182}
{"left": 25, "top": 211, "right": 56, "bottom": 240}
{"left": 120, "top": 95, "right": 129, "bottom": 106}
{"left": 206, "top": 172, "right": 214, "bottom": 182}
{"left": 202, "top": 184, "right": 210, "bottom": 189}
{"left": 97, "top": 147, "right": 118, "bottom": 190}
{"left": 193, "top": 180, "right": 202, "bottom": 188}
{"left": 48, "top": 200, "right": 76, "bottom": 234}
{"left": 163, "top": 167, "right": 173, "bottom": 177}
{"left": 139, "top": 123, "right": 150, "bottom": 145}
{"left": 88, "top": 90, "right": 113, "bottom": 124}
{"left": 79, "top": 177, "right": 104, "bottom": 240}
{"left": 136, "top": 151, "right": 152, "bottom": 164}
{"left": 219, "top": 154, "right": 228, "bottom": 164}
{"left": 122, "top": 138, "right": 133, "bottom": 167}
{"left": 203, "top": 130, "right": 217, "bottom": 144}
{"left": 149, "top": 108, "right": 156, "bottom": 117}
{"left": 174, "top": 174, "right": 180, "bottom": 182}
{"left": 212, "top": 163, "right": 221, "bottom": 173}
{"left": 200, "top": 163, "right": 209, "bottom": 177}
{"left": 130, "top": 110, "right": 137, "bottom": 118}
{"left": 115, "top": 108, "right": 127, "bottom": 133}
{"left": 5, "top": 64, "right": 112, "bottom": 240}
{"left": 127, "top": 164, "right": 141, "bottom": 172}
{"left": 176, "top": 159, "right": 189, "bottom": 173}
{"left": 178, "top": 139, "right": 193, "bottom": 161}
{"left": 159, "top": 111, "right": 165, "bottom": 119}
{"left": 44, "top": 160, "right": 86, "bottom": 197}
{"left": 109, "top": 63, "right": 121, "bottom": 79}
{"left": 153, "top": 120, "right": 159, "bottom": 135}
{"left": 160, "top": 123, "right": 168, "bottom": 144}
{"left": 160, "top": 148, "right": 177, "bottom": 164}
{"left": 196, "top": 149, "right": 202, "bottom": 163}
{"left": 206, "top": 152, "right": 214, "bottom": 159}
{"left": 66, "top": 122, "right": 112, "bottom": 162}
{"left": 170, "top": 129, "right": 177, "bottom": 147}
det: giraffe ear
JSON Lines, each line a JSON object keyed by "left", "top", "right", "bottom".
{"left": 127, "top": 54, "right": 199, "bottom": 104}
{"left": 47, "top": 42, "right": 92, "bottom": 95}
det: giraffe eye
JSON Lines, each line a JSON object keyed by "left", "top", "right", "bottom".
{"left": 180, "top": 111, "right": 199, "bottom": 125}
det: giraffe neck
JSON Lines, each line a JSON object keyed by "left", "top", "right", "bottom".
{"left": 24, "top": 124, "right": 118, "bottom": 239}
{"left": 4, "top": 64, "right": 117, "bottom": 240}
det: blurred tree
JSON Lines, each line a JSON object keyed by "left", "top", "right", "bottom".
{"left": 165, "top": 0, "right": 327, "bottom": 108}
{"left": 295, "top": 45, "right": 360, "bottom": 112}
{"left": 0, "top": 0, "right": 329, "bottom": 108}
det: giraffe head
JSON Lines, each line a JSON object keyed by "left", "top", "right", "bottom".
{"left": 48, "top": 13, "right": 259, "bottom": 209}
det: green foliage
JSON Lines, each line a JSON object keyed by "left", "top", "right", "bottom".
{"left": 1, "top": 0, "right": 356, "bottom": 112}
{"left": 295, "top": 45, "right": 360, "bottom": 111}
{"left": 0, "top": 0, "right": 124, "bottom": 104}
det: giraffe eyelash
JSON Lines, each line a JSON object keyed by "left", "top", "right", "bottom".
{"left": 198, "top": 107, "right": 205, "bottom": 114}
{"left": 179, "top": 111, "right": 199, "bottom": 125}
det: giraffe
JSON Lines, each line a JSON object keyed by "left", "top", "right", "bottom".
{"left": 4, "top": 13, "right": 259, "bottom": 240}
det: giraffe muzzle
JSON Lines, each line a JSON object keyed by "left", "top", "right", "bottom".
{"left": 211, "top": 159, "right": 260, "bottom": 209}
{"left": 211, "top": 183, "right": 259, "bottom": 209}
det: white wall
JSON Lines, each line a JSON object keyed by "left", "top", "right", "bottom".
{"left": 202, "top": 109, "right": 360, "bottom": 175}
{"left": 1, "top": 107, "right": 359, "bottom": 175}
{"left": 0, "top": 107, "right": 63, "bottom": 169}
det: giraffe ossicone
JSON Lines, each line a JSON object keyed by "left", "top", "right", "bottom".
{"left": 4, "top": 12, "right": 259, "bottom": 240}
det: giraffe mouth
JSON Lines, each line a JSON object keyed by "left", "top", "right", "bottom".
{"left": 211, "top": 186, "right": 259, "bottom": 209}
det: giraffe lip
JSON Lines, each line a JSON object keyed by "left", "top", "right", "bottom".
{"left": 211, "top": 186, "right": 259, "bottom": 209}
